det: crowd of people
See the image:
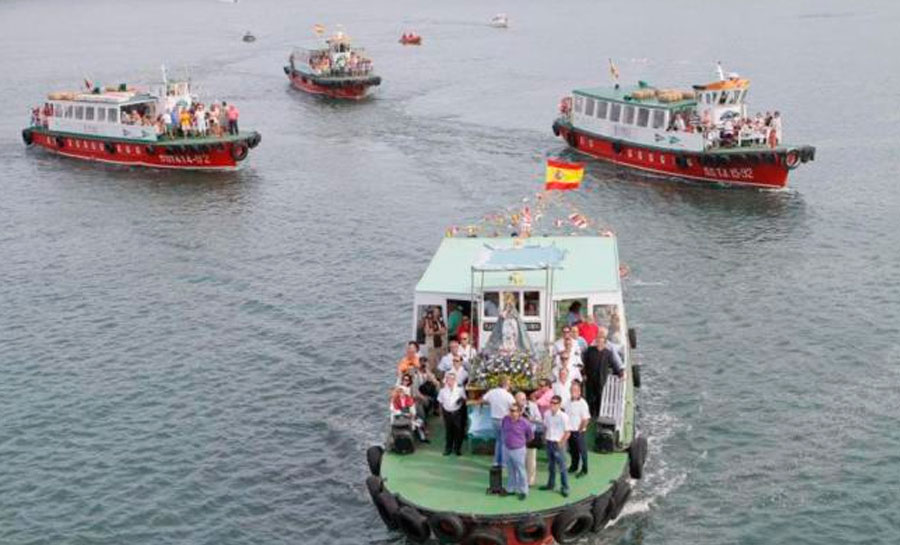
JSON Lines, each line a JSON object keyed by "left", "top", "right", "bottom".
{"left": 135, "top": 101, "right": 241, "bottom": 139}
{"left": 667, "top": 109, "right": 784, "bottom": 148}
{"left": 307, "top": 48, "right": 374, "bottom": 77}
{"left": 390, "top": 306, "right": 626, "bottom": 501}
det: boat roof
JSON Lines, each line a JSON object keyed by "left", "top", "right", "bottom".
{"left": 47, "top": 90, "right": 157, "bottom": 105}
{"left": 415, "top": 236, "right": 621, "bottom": 296}
{"left": 574, "top": 84, "right": 696, "bottom": 109}
{"left": 694, "top": 77, "right": 750, "bottom": 91}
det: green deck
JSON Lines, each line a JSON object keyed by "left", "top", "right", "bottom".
{"left": 380, "top": 374, "right": 635, "bottom": 516}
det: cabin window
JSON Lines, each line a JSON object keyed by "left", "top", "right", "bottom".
{"left": 53, "top": 104, "right": 61, "bottom": 116}
{"left": 524, "top": 291, "right": 540, "bottom": 317}
{"left": 718, "top": 92, "right": 728, "bottom": 105}
{"left": 729, "top": 91, "right": 740, "bottom": 105}
{"left": 64, "top": 105, "right": 73, "bottom": 118}
{"left": 636, "top": 107, "right": 650, "bottom": 127}
{"left": 85, "top": 107, "right": 94, "bottom": 121}
{"left": 623, "top": 105, "right": 635, "bottom": 125}
{"left": 108, "top": 108, "right": 118, "bottom": 123}
{"left": 97, "top": 108, "right": 106, "bottom": 122}
{"left": 483, "top": 292, "right": 500, "bottom": 318}
{"left": 584, "top": 98, "right": 595, "bottom": 116}
{"left": 652, "top": 109, "right": 666, "bottom": 129}
{"left": 574, "top": 96, "right": 584, "bottom": 114}
{"left": 609, "top": 103, "right": 621, "bottom": 122}
{"left": 596, "top": 100, "right": 608, "bottom": 119}
{"left": 75, "top": 106, "right": 84, "bottom": 120}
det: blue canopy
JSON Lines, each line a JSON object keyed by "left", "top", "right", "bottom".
{"left": 473, "top": 244, "right": 567, "bottom": 271}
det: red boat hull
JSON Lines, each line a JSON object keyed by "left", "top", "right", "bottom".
{"left": 287, "top": 72, "right": 375, "bottom": 100}
{"left": 555, "top": 123, "right": 805, "bottom": 189}
{"left": 24, "top": 129, "right": 257, "bottom": 170}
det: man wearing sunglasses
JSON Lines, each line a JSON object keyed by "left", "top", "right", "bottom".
{"left": 539, "top": 395, "right": 570, "bottom": 497}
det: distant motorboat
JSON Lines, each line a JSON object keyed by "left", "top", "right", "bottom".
{"left": 489, "top": 13, "right": 508, "bottom": 28}
{"left": 399, "top": 33, "right": 422, "bottom": 46}
{"left": 242, "top": 31, "right": 256, "bottom": 43}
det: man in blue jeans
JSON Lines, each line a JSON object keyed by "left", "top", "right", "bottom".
{"left": 539, "top": 395, "right": 571, "bottom": 497}
{"left": 482, "top": 376, "right": 515, "bottom": 466}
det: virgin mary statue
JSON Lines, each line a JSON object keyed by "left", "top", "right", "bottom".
{"left": 483, "top": 292, "right": 535, "bottom": 356}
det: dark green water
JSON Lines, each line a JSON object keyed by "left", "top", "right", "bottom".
{"left": 1, "top": 0, "right": 899, "bottom": 544}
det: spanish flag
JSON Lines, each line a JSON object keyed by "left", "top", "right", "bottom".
{"left": 545, "top": 159, "right": 584, "bottom": 190}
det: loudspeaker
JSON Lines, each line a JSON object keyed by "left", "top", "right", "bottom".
{"left": 487, "top": 465, "right": 503, "bottom": 494}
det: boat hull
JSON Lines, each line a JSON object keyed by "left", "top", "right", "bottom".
{"left": 285, "top": 67, "right": 379, "bottom": 100}
{"left": 22, "top": 128, "right": 259, "bottom": 171}
{"left": 554, "top": 121, "right": 815, "bottom": 189}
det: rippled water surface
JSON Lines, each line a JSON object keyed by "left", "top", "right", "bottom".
{"left": 2, "top": 0, "right": 900, "bottom": 544}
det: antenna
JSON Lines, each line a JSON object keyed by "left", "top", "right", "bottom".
{"left": 716, "top": 61, "right": 725, "bottom": 81}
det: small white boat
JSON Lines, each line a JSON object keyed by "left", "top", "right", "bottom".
{"left": 242, "top": 31, "right": 256, "bottom": 43}
{"left": 489, "top": 13, "right": 508, "bottom": 28}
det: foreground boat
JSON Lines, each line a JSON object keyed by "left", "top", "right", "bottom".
{"left": 23, "top": 79, "right": 260, "bottom": 171}
{"left": 552, "top": 68, "right": 815, "bottom": 189}
{"left": 366, "top": 235, "right": 646, "bottom": 545}
{"left": 284, "top": 29, "right": 380, "bottom": 100}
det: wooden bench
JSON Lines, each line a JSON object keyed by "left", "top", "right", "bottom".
{"left": 595, "top": 374, "right": 626, "bottom": 451}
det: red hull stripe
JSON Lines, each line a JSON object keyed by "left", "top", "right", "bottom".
{"left": 560, "top": 127, "right": 790, "bottom": 189}
{"left": 289, "top": 74, "right": 372, "bottom": 100}
{"left": 545, "top": 182, "right": 579, "bottom": 190}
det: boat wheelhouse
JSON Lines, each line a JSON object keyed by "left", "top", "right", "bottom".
{"left": 283, "top": 30, "right": 381, "bottom": 100}
{"left": 22, "top": 79, "right": 261, "bottom": 170}
{"left": 366, "top": 235, "right": 647, "bottom": 545}
{"left": 552, "top": 70, "right": 816, "bottom": 189}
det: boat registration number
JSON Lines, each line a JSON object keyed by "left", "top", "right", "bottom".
{"left": 703, "top": 167, "right": 754, "bottom": 180}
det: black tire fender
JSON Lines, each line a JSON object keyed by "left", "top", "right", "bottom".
{"left": 612, "top": 141, "right": 623, "bottom": 154}
{"left": 515, "top": 516, "right": 548, "bottom": 543}
{"left": 365, "top": 475, "right": 383, "bottom": 501}
{"left": 632, "top": 364, "right": 642, "bottom": 388}
{"left": 628, "top": 327, "right": 637, "bottom": 349}
{"left": 397, "top": 506, "right": 431, "bottom": 543}
{"left": 591, "top": 490, "right": 613, "bottom": 532}
{"left": 373, "top": 491, "right": 399, "bottom": 530}
{"left": 566, "top": 131, "right": 577, "bottom": 148}
{"left": 428, "top": 512, "right": 467, "bottom": 542}
{"left": 462, "top": 527, "right": 506, "bottom": 545}
{"left": 552, "top": 122, "right": 560, "bottom": 137}
{"left": 231, "top": 143, "right": 249, "bottom": 162}
{"left": 607, "top": 480, "right": 632, "bottom": 520}
{"left": 104, "top": 142, "right": 116, "bottom": 154}
{"left": 22, "top": 129, "right": 33, "bottom": 146}
{"left": 366, "top": 445, "right": 383, "bottom": 476}
{"left": 145, "top": 145, "right": 156, "bottom": 155}
{"left": 248, "top": 134, "right": 261, "bottom": 149}
{"left": 629, "top": 435, "right": 649, "bottom": 479}
{"left": 551, "top": 508, "right": 594, "bottom": 544}
{"left": 57, "top": 136, "right": 67, "bottom": 148}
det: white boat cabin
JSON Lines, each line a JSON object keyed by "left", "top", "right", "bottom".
{"left": 412, "top": 236, "right": 630, "bottom": 357}
{"left": 40, "top": 81, "right": 195, "bottom": 141}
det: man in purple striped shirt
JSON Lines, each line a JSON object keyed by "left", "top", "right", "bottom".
{"left": 501, "top": 402, "right": 535, "bottom": 500}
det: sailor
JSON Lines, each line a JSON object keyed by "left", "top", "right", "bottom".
{"left": 437, "top": 373, "right": 466, "bottom": 456}
{"left": 539, "top": 395, "right": 570, "bottom": 497}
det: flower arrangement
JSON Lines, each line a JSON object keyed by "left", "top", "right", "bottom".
{"left": 469, "top": 349, "right": 537, "bottom": 391}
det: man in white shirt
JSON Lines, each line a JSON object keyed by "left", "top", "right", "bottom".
{"left": 457, "top": 332, "right": 476, "bottom": 364}
{"left": 553, "top": 328, "right": 582, "bottom": 362}
{"left": 449, "top": 356, "right": 469, "bottom": 387}
{"left": 552, "top": 352, "right": 583, "bottom": 384}
{"left": 482, "top": 376, "right": 515, "bottom": 466}
{"left": 437, "top": 373, "right": 467, "bottom": 456}
{"left": 552, "top": 366, "right": 573, "bottom": 407}
{"left": 438, "top": 339, "right": 463, "bottom": 375}
{"left": 565, "top": 382, "right": 591, "bottom": 477}
{"left": 539, "top": 395, "right": 570, "bottom": 497}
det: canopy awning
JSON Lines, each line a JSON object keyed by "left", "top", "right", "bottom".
{"left": 473, "top": 243, "right": 566, "bottom": 271}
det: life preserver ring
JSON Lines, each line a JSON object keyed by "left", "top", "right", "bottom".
{"left": 366, "top": 445, "right": 383, "bottom": 476}
{"left": 104, "top": 142, "right": 116, "bottom": 154}
{"left": 428, "top": 512, "right": 466, "bottom": 542}
{"left": 632, "top": 363, "right": 642, "bottom": 388}
{"left": 591, "top": 491, "right": 613, "bottom": 532}
{"left": 373, "top": 491, "right": 399, "bottom": 530}
{"left": 551, "top": 508, "right": 593, "bottom": 544}
{"left": 607, "top": 480, "right": 631, "bottom": 520}
{"left": 785, "top": 150, "right": 800, "bottom": 169}
{"left": 397, "top": 506, "right": 431, "bottom": 543}
{"left": 231, "top": 143, "right": 249, "bottom": 162}
{"left": 22, "top": 129, "right": 33, "bottom": 146}
{"left": 629, "top": 435, "right": 649, "bottom": 479}
{"left": 515, "top": 516, "right": 548, "bottom": 543}
{"left": 462, "top": 528, "right": 506, "bottom": 545}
